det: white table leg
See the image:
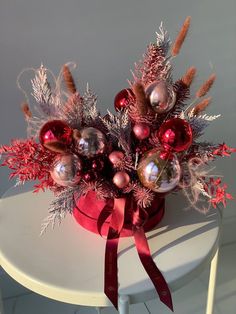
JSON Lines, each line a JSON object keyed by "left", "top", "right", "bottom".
{"left": 118, "top": 295, "right": 130, "bottom": 314}
{"left": 206, "top": 248, "right": 219, "bottom": 314}
{"left": 95, "top": 307, "right": 102, "bottom": 314}
{"left": 0, "top": 287, "right": 4, "bottom": 314}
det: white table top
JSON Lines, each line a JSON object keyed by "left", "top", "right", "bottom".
{"left": 0, "top": 184, "right": 221, "bottom": 306}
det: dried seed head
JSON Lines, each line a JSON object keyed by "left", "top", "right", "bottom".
{"left": 182, "top": 66, "right": 197, "bottom": 87}
{"left": 196, "top": 74, "right": 216, "bottom": 98}
{"left": 62, "top": 64, "right": 77, "bottom": 94}
{"left": 171, "top": 16, "right": 191, "bottom": 56}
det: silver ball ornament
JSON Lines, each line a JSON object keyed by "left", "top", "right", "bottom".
{"left": 76, "top": 127, "right": 107, "bottom": 158}
{"left": 145, "top": 81, "right": 176, "bottom": 113}
{"left": 50, "top": 154, "right": 82, "bottom": 187}
{"left": 137, "top": 149, "right": 181, "bottom": 193}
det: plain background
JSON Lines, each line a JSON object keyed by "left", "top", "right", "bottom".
{"left": 0, "top": 0, "right": 235, "bottom": 244}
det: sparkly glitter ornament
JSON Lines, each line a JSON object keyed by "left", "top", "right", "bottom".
{"left": 76, "top": 127, "right": 107, "bottom": 158}
{"left": 114, "top": 88, "right": 133, "bottom": 111}
{"left": 137, "top": 149, "right": 181, "bottom": 193}
{"left": 158, "top": 118, "right": 193, "bottom": 152}
{"left": 133, "top": 123, "right": 150, "bottom": 140}
{"left": 113, "top": 171, "right": 130, "bottom": 188}
{"left": 108, "top": 151, "right": 124, "bottom": 164}
{"left": 50, "top": 154, "right": 82, "bottom": 187}
{"left": 39, "top": 120, "right": 72, "bottom": 150}
{"left": 145, "top": 81, "right": 176, "bottom": 113}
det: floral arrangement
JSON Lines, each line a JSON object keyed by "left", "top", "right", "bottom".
{"left": 0, "top": 17, "right": 235, "bottom": 311}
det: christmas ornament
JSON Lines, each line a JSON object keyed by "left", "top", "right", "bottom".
{"left": 158, "top": 118, "right": 193, "bottom": 152}
{"left": 114, "top": 88, "right": 133, "bottom": 111}
{"left": 108, "top": 151, "right": 124, "bottom": 164}
{"left": 133, "top": 123, "right": 150, "bottom": 140}
{"left": 137, "top": 149, "right": 181, "bottom": 193}
{"left": 50, "top": 154, "right": 82, "bottom": 187}
{"left": 39, "top": 120, "right": 72, "bottom": 150}
{"left": 145, "top": 81, "right": 176, "bottom": 113}
{"left": 76, "top": 127, "right": 107, "bottom": 158}
{"left": 112, "top": 171, "right": 130, "bottom": 188}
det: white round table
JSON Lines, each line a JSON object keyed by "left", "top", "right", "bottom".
{"left": 0, "top": 184, "right": 221, "bottom": 314}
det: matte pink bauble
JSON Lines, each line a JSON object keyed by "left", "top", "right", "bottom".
{"left": 50, "top": 154, "right": 82, "bottom": 187}
{"left": 113, "top": 171, "right": 130, "bottom": 188}
{"left": 133, "top": 123, "right": 150, "bottom": 140}
{"left": 158, "top": 118, "right": 193, "bottom": 152}
{"left": 39, "top": 120, "right": 72, "bottom": 148}
{"left": 109, "top": 151, "right": 124, "bottom": 164}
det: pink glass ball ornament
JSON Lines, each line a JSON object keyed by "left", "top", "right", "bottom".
{"left": 113, "top": 171, "right": 130, "bottom": 189}
{"left": 114, "top": 88, "right": 133, "bottom": 111}
{"left": 145, "top": 81, "right": 176, "bottom": 113}
{"left": 50, "top": 154, "right": 82, "bottom": 187}
{"left": 137, "top": 149, "right": 181, "bottom": 193}
{"left": 39, "top": 120, "right": 73, "bottom": 148}
{"left": 158, "top": 118, "right": 193, "bottom": 152}
{"left": 109, "top": 151, "right": 125, "bottom": 165}
{"left": 75, "top": 127, "right": 107, "bottom": 158}
{"left": 133, "top": 123, "right": 150, "bottom": 140}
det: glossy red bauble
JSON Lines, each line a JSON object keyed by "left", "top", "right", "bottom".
{"left": 114, "top": 88, "right": 133, "bottom": 111}
{"left": 39, "top": 120, "right": 72, "bottom": 148}
{"left": 133, "top": 123, "right": 150, "bottom": 140}
{"left": 158, "top": 118, "right": 193, "bottom": 152}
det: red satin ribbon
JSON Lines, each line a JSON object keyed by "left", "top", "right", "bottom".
{"left": 73, "top": 193, "right": 173, "bottom": 311}
{"left": 104, "top": 198, "right": 126, "bottom": 309}
{"left": 133, "top": 226, "right": 173, "bottom": 311}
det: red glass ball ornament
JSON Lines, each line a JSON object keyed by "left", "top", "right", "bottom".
{"left": 114, "top": 88, "right": 133, "bottom": 111}
{"left": 133, "top": 123, "right": 150, "bottom": 140}
{"left": 158, "top": 118, "right": 193, "bottom": 152}
{"left": 108, "top": 151, "right": 124, "bottom": 164}
{"left": 39, "top": 120, "right": 72, "bottom": 148}
{"left": 113, "top": 171, "right": 130, "bottom": 189}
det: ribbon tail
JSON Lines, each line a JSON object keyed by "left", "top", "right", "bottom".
{"left": 104, "top": 230, "right": 119, "bottom": 310}
{"left": 104, "top": 198, "right": 126, "bottom": 310}
{"left": 133, "top": 227, "right": 173, "bottom": 312}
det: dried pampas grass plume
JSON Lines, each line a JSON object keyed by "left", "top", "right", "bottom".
{"left": 62, "top": 64, "right": 77, "bottom": 94}
{"left": 171, "top": 16, "right": 191, "bottom": 56}
{"left": 191, "top": 97, "right": 212, "bottom": 115}
{"left": 196, "top": 74, "right": 216, "bottom": 98}
{"left": 182, "top": 66, "right": 197, "bottom": 87}
{"left": 21, "top": 102, "right": 32, "bottom": 119}
{"left": 133, "top": 81, "right": 148, "bottom": 115}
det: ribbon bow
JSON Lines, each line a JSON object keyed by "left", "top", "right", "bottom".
{"left": 74, "top": 192, "right": 173, "bottom": 311}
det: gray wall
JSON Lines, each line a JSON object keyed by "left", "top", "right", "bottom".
{"left": 0, "top": 0, "right": 236, "bottom": 242}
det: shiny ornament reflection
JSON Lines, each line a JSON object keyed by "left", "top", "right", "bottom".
{"left": 145, "top": 81, "right": 176, "bottom": 113}
{"left": 76, "top": 127, "right": 107, "bottom": 158}
{"left": 39, "top": 120, "right": 72, "bottom": 148}
{"left": 158, "top": 118, "right": 193, "bottom": 152}
{"left": 133, "top": 123, "right": 150, "bottom": 140}
{"left": 137, "top": 149, "right": 181, "bottom": 193}
{"left": 50, "top": 154, "right": 82, "bottom": 187}
{"left": 114, "top": 88, "right": 133, "bottom": 111}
